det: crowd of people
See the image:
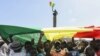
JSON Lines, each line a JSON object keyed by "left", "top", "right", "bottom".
{"left": 0, "top": 34, "right": 100, "bottom": 56}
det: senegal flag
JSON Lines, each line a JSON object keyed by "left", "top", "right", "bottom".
{"left": 42, "top": 27, "right": 93, "bottom": 41}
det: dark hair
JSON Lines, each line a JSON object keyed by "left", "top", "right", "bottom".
{"left": 54, "top": 42, "right": 61, "bottom": 48}
{"left": 30, "top": 47, "right": 37, "bottom": 56}
{"left": 25, "top": 41, "right": 31, "bottom": 46}
{"left": 66, "top": 42, "right": 74, "bottom": 51}
{"left": 85, "top": 47, "right": 95, "bottom": 56}
{"left": 61, "top": 41, "right": 67, "bottom": 48}
{"left": 13, "top": 48, "right": 22, "bottom": 52}
{"left": 90, "top": 41, "right": 95, "bottom": 48}
{"left": 94, "top": 40, "right": 100, "bottom": 52}
{"left": 0, "top": 42, "right": 4, "bottom": 47}
{"left": 24, "top": 41, "right": 32, "bottom": 52}
{"left": 46, "top": 40, "right": 50, "bottom": 43}
{"left": 10, "top": 42, "right": 22, "bottom": 53}
{"left": 54, "top": 42, "right": 61, "bottom": 52}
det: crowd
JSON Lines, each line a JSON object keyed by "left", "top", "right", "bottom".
{"left": 0, "top": 34, "right": 100, "bottom": 56}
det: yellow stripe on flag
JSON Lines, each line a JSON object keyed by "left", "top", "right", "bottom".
{"left": 42, "top": 27, "right": 93, "bottom": 41}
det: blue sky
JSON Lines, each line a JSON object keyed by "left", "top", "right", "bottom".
{"left": 0, "top": 0, "right": 100, "bottom": 28}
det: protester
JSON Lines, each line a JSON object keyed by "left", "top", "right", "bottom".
{"left": 68, "top": 44, "right": 80, "bottom": 56}
{"left": 94, "top": 40, "right": 100, "bottom": 56}
{"left": 0, "top": 40, "right": 8, "bottom": 56}
{"left": 50, "top": 41, "right": 68, "bottom": 56}
{"left": 66, "top": 42, "right": 74, "bottom": 51}
{"left": 9, "top": 41, "right": 26, "bottom": 56}
{"left": 31, "top": 38, "right": 35, "bottom": 48}
{"left": 37, "top": 46, "right": 45, "bottom": 56}
{"left": 76, "top": 40, "right": 88, "bottom": 56}
{"left": 1, "top": 33, "right": 100, "bottom": 56}
{"left": 85, "top": 47, "right": 95, "bottom": 56}
{"left": 44, "top": 40, "right": 51, "bottom": 56}
{"left": 25, "top": 41, "right": 38, "bottom": 56}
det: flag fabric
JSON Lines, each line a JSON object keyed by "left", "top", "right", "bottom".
{"left": 49, "top": 1, "right": 55, "bottom": 8}
{"left": 42, "top": 27, "right": 92, "bottom": 41}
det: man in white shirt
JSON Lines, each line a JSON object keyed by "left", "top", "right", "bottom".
{"left": 0, "top": 40, "right": 8, "bottom": 56}
{"left": 9, "top": 41, "right": 26, "bottom": 56}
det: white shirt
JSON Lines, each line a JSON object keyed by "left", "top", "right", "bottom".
{"left": 0, "top": 43, "right": 8, "bottom": 56}
{"left": 9, "top": 49, "right": 26, "bottom": 56}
